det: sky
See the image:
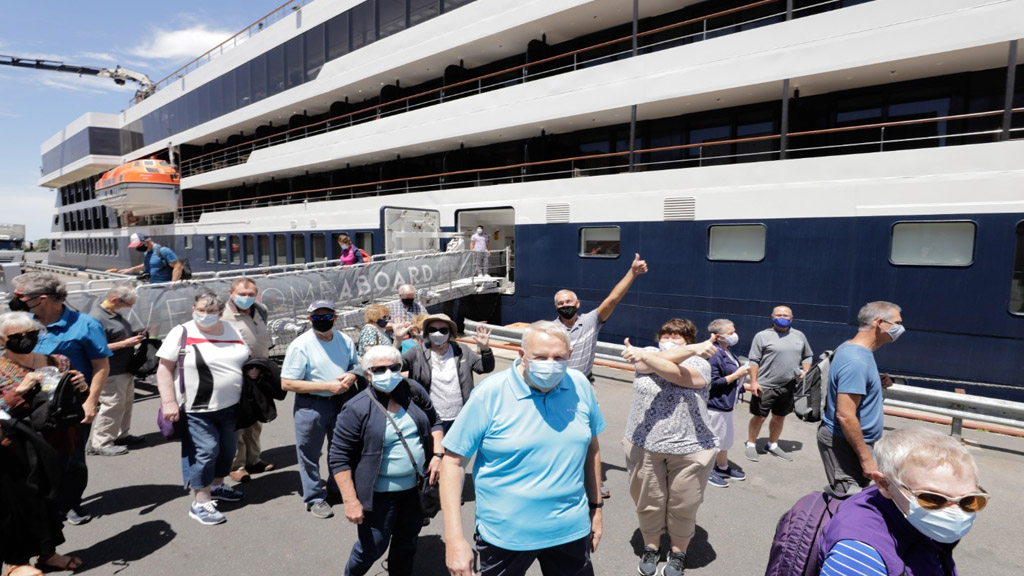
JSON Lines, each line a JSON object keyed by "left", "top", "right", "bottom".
{"left": 0, "top": 1, "right": 288, "bottom": 243}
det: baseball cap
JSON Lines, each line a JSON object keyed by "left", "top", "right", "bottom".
{"left": 127, "top": 232, "right": 150, "bottom": 248}
{"left": 307, "top": 300, "right": 337, "bottom": 313}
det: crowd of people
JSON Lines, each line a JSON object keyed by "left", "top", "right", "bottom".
{"left": 0, "top": 264, "right": 990, "bottom": 576}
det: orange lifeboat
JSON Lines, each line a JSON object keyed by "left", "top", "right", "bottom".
{"left": 95, "top": 159, "right": 180, "bottom": 216}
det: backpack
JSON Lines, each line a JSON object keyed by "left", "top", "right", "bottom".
{"left": 127, "top": 337, "right": 163, "bottom": 377}
{"left": 358, "top": 248, "right": 370, "bottom": 262}
{"left": 793, "top": 349, "right": 834, "bottom": 423}
{"left": 157, "top": 246, "right": 192, "bottom": 280}
{"left": 29, "top": 372, "right": 86, "bottom": 432}
{"left": 764, "top": 491, "right": 845, "bottom": 576}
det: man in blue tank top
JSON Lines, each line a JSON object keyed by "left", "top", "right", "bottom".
{"left": 818, "top": 301, "right": 904, "bottom": 494}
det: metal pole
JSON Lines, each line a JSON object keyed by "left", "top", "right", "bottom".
{"left": 628, "top": 0, "right": 638, "bottom": 172}
{"left": 786, "top": 0, "right": 793, "bottom": 20}
{"left": 780, "top": 79, "right": 790, "bottom": 159}
{"left": 1002, "top": 40, "right": 1018, "bottom": 141}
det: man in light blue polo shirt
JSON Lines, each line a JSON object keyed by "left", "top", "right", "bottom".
{"left": 280, "top": 300, "right": 360, "bottom": 519}
{"left": 441, "top": 320, "right": 605, "bottom": 576}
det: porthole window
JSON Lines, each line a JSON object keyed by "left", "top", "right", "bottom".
{"left": 890, "top": 221, "right": 975, "bottom": 266}
{"left": 579, "top": 227, "right": 620, "bottom": 258}
{"left": 708, "top": 224, "right": 766, "bottom": 262}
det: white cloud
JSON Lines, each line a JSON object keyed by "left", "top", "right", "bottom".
{"left": 130, "top": 25, "right": 235, "bottom": 62}
{"left": 75, "top": 52, "right": 119, "bottom": 65}
{"left": 0, "top": 188, "right": 57, "bottom": 243}
{"left": 34, "top": 75, "right": 132, "bottom": 95}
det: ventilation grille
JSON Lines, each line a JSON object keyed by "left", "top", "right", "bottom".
{"left": 546, "top": 203, "right": 571, "bottom": 223}
{"left": 664, "top": 197, "right": 696, "bottom": 221}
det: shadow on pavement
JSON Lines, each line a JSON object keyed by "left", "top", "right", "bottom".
{"left": 71, "top": 519, "right": 175, "bottom": 574}
{"left": 82, "top": 483, "right": 185, "bottom": 517}
{"left": 630, "top": 526, "right": 717, "bottom": 570}
{"left": 255, "top": 445, "right": 299, "bottom": 469}
{"left": 230, "top": 469, "right": 300, "bottom": 506}
{"left": 409, "top": 534, "right": 451, "bottom": 576}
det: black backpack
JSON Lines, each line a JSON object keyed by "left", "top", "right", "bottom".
{"left": 29, "top": 372, "right": 85, "bottom": 432}
{"left": 157, "top": 246, "right": 192, "bottom": 280}
{"left": 794, "top": 350, "right": 834, "bottom": 423}
{"left": 127, "top": 337, "right": 163, "bottom": 377}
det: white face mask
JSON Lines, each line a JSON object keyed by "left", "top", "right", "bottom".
{"left": 894, "top": 480, "right": 976, "bottom": 543}
{"left": 193, "top": 312, "right": 219, "bottom": 328}
{"left": 476, "top": 228, "right": 483, "bottom": 234}
{"left": 885, "top": 322, "right": 905, "bottom": 342}
{"left": 428, "top": 332, "right": 449, "bottom": 346}
{"left": 523, "top": 358, "right": 568, "bottom": 392}
{"left": 658, "top": 341, "right": 680, "bottom": 351}
{"left": 723, "top": 333, "right": 739, "bottom": 347}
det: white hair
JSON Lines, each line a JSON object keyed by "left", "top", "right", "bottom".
{"left": 361, "top": 345, "right": 401, "bottom": 369}
{"left": 707, "top": 318, "right": 734, "bottom": 335}
{"left": 857, "top": 301, "right": 901, "bottom": 331}
{"left": 553, "top": 290, "right": 577, "bottom": 305}
{"left": 105, "top": 283, "right": 138, "bottom": 304}
{"left": 0, "top": 312, "right": 45, "bottom": 336}
{"left": 521, "top": 320, "right": 570, "bottom": 354}
{"left": 874, "top": 427, "right": 979, "bottom": 484}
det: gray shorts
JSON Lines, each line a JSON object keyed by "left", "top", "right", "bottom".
{"left": 816, "top": 423, "right": 872, "bottom": 495}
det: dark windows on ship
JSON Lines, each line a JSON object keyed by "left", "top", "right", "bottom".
{"left": 1011, "top": 222, "right": 1024, "bottom": 314}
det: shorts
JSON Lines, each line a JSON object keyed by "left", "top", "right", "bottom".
{"left": 706, "top": 409, "right": 733, "bottom": 452}
{"left": 749, "top": 381, "right": 795, "bottom": 418}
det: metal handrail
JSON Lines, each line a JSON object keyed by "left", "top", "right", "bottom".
{"left": 178, "top": 107, "right": 1023, "bottom": 221}
{"left": 178, "top": 0, "right": 840, "bottom": 176}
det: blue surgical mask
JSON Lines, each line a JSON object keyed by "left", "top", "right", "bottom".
{"left": 524, "top": 358, "right": 568, "bottom": 392}
{"left": 193, "top": 312, "right": 219, "bottom": 328}
{"left": 371, "top": 370, "right": 403, "bottom": 394}
{"left": 772, "top": 317, "right": 792, "bottom": 329}
{"left": 232, "top": 295, "right": 255, "bottom": 310}
{"left": 897, "top": 482, "right": 976, "bottom": 543}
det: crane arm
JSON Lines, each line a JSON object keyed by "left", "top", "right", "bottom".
{"left": 1, "top": 55, "right": 154, "bottom": 98}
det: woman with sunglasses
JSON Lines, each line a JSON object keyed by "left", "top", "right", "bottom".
{"left": 401, "top": 313, "right": 493, "bottom": 435}
{"left": 329, "top": 345, "right": 443, "bottom": 576}
{"left": 357, "top": 304, "right": 409, "bottom": 359}
{"left": 819, "top": 426, "right": 988, "bottom": 575}
{"left": 0, "top": 311, "right": 89, "bottom": 573}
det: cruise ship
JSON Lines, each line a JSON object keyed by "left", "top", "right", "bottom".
{"left": 38, "top": 0, "right": 1024, "bottom": 397}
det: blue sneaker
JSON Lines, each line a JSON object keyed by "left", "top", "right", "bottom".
{"left": 716, "top": 465, "right": 747, "bottom": 481}
{"left": 707, "top": 472, "right": 729, "bottom": 488}
{"left": 189, "top": 500, "right": 225, "bottom": 525}
{"left": 211, "top": 484, "right": 245, "bottom": 502}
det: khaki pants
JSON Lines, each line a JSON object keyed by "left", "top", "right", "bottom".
{"left": 624, "top": 440, "right": 717, "bottom": 543}
{"left": 232, "top": 421, "right": 263, "bottom": 470}
{"left": 90, "top": 372, "right": 135, "bottom": 449}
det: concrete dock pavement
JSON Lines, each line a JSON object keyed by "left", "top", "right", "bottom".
{"left": 55, "top": 349, "right": 1023, "bottom": 575}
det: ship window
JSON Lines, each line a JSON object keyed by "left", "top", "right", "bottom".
{"left": 379, "top": 0, "right": 407, "bottom": 39}
{"left": 579, "top": 227, "right": 620, "bottom": 258}
{"left": 251, "top": 53, "right": 268, "bottom": 103}
{"left": 259, "top": 235, "right": 271, "bottom": 266}
{"left": 350, "top": 2, "right": 376, "bottom": 51}
{"left": 326, "top": 12, "right": 350, "bottom": 61}
{"left": 267, "top": 45, "right": 285, "bottom": 97}
{"left": 229, "top": 235, "right": 240, "bottom": 265}
{"left": 890, "top": 221, "right": 975, "bottom": 267}
{"left": 357, "top": 232, "right": 373, "bottom": 256}
{"left": 206, "top": 236, "right": 215, "bottom": 262}
{"left": 410, "top": 0, "right": 439, "bottom": 25}
{"left": 311, "top": 233, "right": 327, "bottom": 261}
{"left": 305, "top": 23, "right": 326, "bottom": 80}
{"left": 184, "top": 236, "right": 193, "bottom": 249}
{"left": 1010, "top": 223, "right": 1024, "bottom": 314}
{"left": 285, "top": 36, "right": 304, "bottom": 89}
{"left": 235, "top": 62, "right": 251, "bottom": 108}
{"left": 292, "top": 234, "right": 307, "bottom": 264}
{"left": 443, "top": 0, "right": 473, "bottom": 12}
{"left": 218, "top": 235, "right": 228, "bottom": 263}
{"left": 274, "top": 234, "right": 287, "bottom": 265}
{"left": 708, "top": 224, "right": 766, "bottom": 262}
{"left": 244, "top": 236, "right": 255, "bottom": 266}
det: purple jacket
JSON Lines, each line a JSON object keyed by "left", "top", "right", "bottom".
{"left": 707, "top": 344, "right": 741, "bottom": 412}
{"left": 819, "top": 486, "right": 959, "bottom": 576}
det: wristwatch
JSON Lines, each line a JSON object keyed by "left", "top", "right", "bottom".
{"left": 433, "top": 453, "right": 445, "bottom": 459}
{"left": 589, "top": 501, "right": 604, "bottom": 509}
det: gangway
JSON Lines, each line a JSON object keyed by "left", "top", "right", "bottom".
{"left": 41, "top": 248, "right": 512, "bottom": 351}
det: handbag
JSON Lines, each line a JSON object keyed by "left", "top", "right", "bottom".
{"left": 28, "top": 372, "right": 85, "bottom": 432}
{"left": 366, "top": 387, "right": 441, "bottom": 518}
{"left": 157, "top": 327, "right": 188, "bottom": 440}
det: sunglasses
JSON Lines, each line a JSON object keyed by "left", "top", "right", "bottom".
{"left": 6, "top": 329, "right": 40, "bottom": 339}
{"left": 310, "top": 313, "right": 336, "bottom": 321}
{"left": 426, "top": 326, "right": 450, "bottom": 335}
{"left": 368, "top": 363, "right": 402, "bottom": 375}
{"left": 897, "top": 480, "right": 989, "bottom": 513}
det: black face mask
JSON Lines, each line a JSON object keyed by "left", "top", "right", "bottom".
{"left": 8, "top": 296, "right": 31, "bottom": 312}
{"left": 135, "top": 244, "right": 148, "bottom": 252}
{"left": 5, "top": 331, "right": 39, "bottom": 354}
{"left": 401, "top": 298, "right": 415, "bottom": 307}
{"left": 556, "top": 305, "right": 578, "bottom": 320}
{"left": 312, "top": 319, "right": 335, "bottom": 333}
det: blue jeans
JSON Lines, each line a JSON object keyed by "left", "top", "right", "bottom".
{"left": 294, "top": 394, "right": 343, "bottom": 505}
{"left": 181, "top": 406, "right": 238, "bottom": 489}
{"left": 345, "top": 489, "right": 424, "bottom": 576}
{"left": 57, "top": 422, "right": 90, "bottom": 515}
{"left": 476, "top": 534, "right": 594, "bottom": 576}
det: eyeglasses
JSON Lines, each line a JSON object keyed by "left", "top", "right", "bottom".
{"left": 310, "top": 314, "right": 336, "bottom": 322}
{"left": 5, "top": 329, "right": 39, "bottom": 339}
{"left": 426, "top": 326, "right": 450, "bottom": 335}
{"left": 896, "top": 480, "right": 989, "bottom": 513}
{"left": 368, "top": 363, "right": 402, "bottom": 375}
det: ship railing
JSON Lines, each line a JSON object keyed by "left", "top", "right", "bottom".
{"left": 178, "top": 0, "right": 857, "bottom": 177}
{"left": 177, "top": 107, "right": 1024, "bottom": 222}
{"left": 465, "top": 320, "right": 1024, "bottom": 439}
{"left": 136, "top": 0, "right": 314, "bottom": 104}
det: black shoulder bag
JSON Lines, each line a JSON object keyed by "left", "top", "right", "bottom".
{"left": 366, "top": 387, "right": 441, "bottom": 518}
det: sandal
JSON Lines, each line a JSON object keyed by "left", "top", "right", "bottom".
{"left": 4, "top": 565, "right": 43, "bottom": 576}
{"left": 34, "top": 554, "right": 83, "bottom": 573}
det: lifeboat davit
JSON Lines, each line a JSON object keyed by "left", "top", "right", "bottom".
{"left": 95, "top": 159, "right": 179, "bottom": 216}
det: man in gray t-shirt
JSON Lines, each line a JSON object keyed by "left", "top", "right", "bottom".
{"left": 744, "top": 305, "right": 813, "bottom": 463}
